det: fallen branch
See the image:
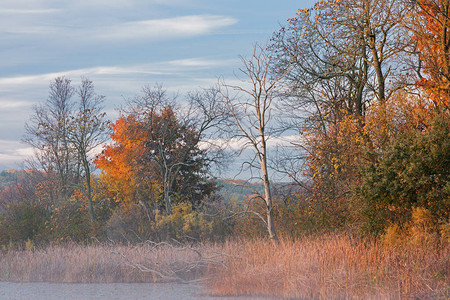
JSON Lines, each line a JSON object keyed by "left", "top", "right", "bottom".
{"left": 112, "top": 239, "right": 230, "bottom": 283}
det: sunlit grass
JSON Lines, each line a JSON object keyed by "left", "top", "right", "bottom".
{"left": 207, "top": 234, "right": 449, "bottom": 299}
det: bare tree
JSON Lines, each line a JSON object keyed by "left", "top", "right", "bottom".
{"left": 187, "top": 87, "right": 233, "bottom": 175}
{"left": 23, "top": 77, "right": 108, "bottom": 222}
{"left": 68, "top": 78, "right": 109, "bottom": 222}
{"left": 23, "top": 77, "right": 76, "bottom": 202}
{"left": 218, "top": 44, "right": 288, "bottom": 240}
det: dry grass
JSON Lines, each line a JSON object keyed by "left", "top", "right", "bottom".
{"left": 0, "top": 235, "right": 448, "bottom": 299}
{"left": 207, "top": 235, "right": 449, "bottom": 299}
{"left": 0, "top": 242, "right": 224, "bottom": 283}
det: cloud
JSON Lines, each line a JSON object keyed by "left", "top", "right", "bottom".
{"left": 0, "top": 100, "right": 31, "bottom": 109}
{"left": 65, "top": 0, "right": 184, "bottom": 10}
{"left": 1, "top": 4, "right": 237, "bottom": 43}
{"left": 96, "top": 15, "right": 237, "bottom": 42}
{"left": 200, "top": 135, "right": 300, "bottom": 151}
{"left": 167, "top": 58, "right": 235, "bottom": 68}
{"left": 0, "top": 53, "right": 241, "bottom": 168}
{"left": 0, "top": 140, "right": 33, "bottom": 169}
{"left": 0, "top": 9, "right": 60, "bottom": 14}
{"left": 0, "top": 57, "right": 235, "bottom": 86}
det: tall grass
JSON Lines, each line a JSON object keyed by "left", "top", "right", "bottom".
{"left": 0, "top": 235, "right": 448, "bottom": 299}
{"left": 0, "top": 242, "right": 222, "bottom": 283}
{"left": 208, "top": 234, "right": 449, "bottom": 299}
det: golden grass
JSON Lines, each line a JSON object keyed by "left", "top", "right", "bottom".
{"left": 207, "top": 235, "right": 449, "bottom": 299}
{"left": 0, "top": 235, "right": 448, "bottom": 299}
{"left": 0, "top": 242, "right": 222, "bottom": 283}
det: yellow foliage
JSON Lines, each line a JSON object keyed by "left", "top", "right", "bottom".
{"left": 411, "top": 207, "right": 434, "bottom": 230}
{"left": 382, "top": 224, "right": 404, "bottom": 249}
{"left": 25, "top": 239, "right": 34, "bottom": 252}
{"left": 408, "top": 207, "right": 438, "bottom": 248}
{"left": 440, "top": 221, "right": 450, "bottom": 247}
{"left": 382, "top": 208, "right": 442, "bottom": 250}
{"left": 153, "top": 203, "right": 215, "bottom": 241}
{"left": 365, "top": 91, "right": 438, "bottom": 150}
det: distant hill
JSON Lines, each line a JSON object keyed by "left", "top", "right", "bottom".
{"left": 0, "top": 170, "right": 295, "bottom": 202}
{"left": 0, "top": 170, "right": 20, "bottom": 190}
{"left": 215, "top": 178, "right": 295, "bottom": 202}
{"left": 216, "top": 178, "right": 264, "bottom": 201}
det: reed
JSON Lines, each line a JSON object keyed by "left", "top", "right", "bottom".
{"left": 0, "top": 242, "right": 222, "bottom": 283}
{"left": 0, "top": 235, "right": 447, "bottom": 299}
{"left": 207, "top": 234, "right": 449, "bottom": 299}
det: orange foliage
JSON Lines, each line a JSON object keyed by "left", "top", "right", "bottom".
{"left": 94, "top": 105, "right": 205, "bottom": 210}
{"left": 415, "top": 0, "right": 450, "bottom": 109}
{"left": 364, "top": 91, "right": 439, "bottom": 149}
{"left": 94, "top": 115, "right": 146, "bottom": 207}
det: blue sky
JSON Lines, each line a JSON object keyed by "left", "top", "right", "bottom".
{"left": 0, "top": 0, "right": 314, "bottom": 170}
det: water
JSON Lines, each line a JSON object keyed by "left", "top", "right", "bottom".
{"left": 0, "top": 282, "right": 272, "bottom": 300}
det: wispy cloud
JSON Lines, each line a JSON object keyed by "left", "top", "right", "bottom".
{"left": 0, "top": 57, "right": 235, "bottom": 86}
{"left": 168, "top": 58, "right": 235, "bottom": 68}
{"left": 95, "top": 15, "right": 237, "bottom": 42}
{"left": 200, "top": 135, "right": 300, "bottom": 151}
{"left": 1, "top": 5, "right": 237, "bottom": 43}
{"left": 0, "top": 140, "right": 33, "bottom": 169}
{"left": 0, "top": 8, "right": 60, "bottom": 14}
{"left": 0, "top": 100, "right": 31, "bottom": 109}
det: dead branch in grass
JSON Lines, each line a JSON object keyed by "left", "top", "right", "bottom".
{"left": 111, "top": 239, "right": 230, "bottom": 283}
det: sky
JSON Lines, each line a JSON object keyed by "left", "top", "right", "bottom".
{"left": 0, "top": 0, "right": 314, "bottom": 172}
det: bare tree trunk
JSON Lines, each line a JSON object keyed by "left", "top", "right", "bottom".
{"left": 81, "top": 154, "right": 95, "bottom": 222}
{"left": 164, "top": 179, "right": 172, "bottom": 215}
{"left": 261, "top": 144, "right": 277, "bottom": 240}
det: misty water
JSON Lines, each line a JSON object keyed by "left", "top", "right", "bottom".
{"left": 0, "top": 282, "right": 274, "bottom": 300}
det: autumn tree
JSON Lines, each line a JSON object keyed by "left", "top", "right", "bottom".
{"left": 412, "top": 0, "right": 450, "bottom": 110}
{"left": 267, "top": 0, "right": 414, "bottom": 228}
{"left": 94, "top": 115, "right": 141, "bottom": 209}
{"left": 358, "top": 93, "right": 450, "bottom": 234}
{"left": 272, "top": 0, "right": 412, "bottom": 125}
{"left": 96, "top": 86, "right": 222, "bottom": 215}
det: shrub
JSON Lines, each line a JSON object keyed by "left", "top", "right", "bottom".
{"left": 106, "top": 204, "right": 152, "bottom": 243}
{"left": 106, "top": 202, "right": 230, "bottom": 243}
{"left": 358, "top": 113, "right": 450, "bottom": 235}
{"left": 46, "top": 198, "right": 95, "bottom": 243}
{"left": 0, "top": 201, "right": 49, "bottom": 247}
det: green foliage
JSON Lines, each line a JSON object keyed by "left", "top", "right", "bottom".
{"left": 0, "top": 201, "right": 49, "bottom": 247}
{"left": 274, "top": 196, "right": 348, "bottom": 237}
{"left": 45, "top": 199, "right": 95, "bottom": 243}
{"left": 359, "top": 114, "right": 450, "bottom": 235}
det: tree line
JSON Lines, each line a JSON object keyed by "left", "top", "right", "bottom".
{"left": 0, "top": 0, "right": 449, "bottom": 247}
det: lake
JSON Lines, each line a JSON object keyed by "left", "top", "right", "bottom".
{"left": 0, "top": 282, "right": 273, "bottom": 300}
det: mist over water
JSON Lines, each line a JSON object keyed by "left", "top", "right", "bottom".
{"left": 0, "top": 282, "right": 272, "bottom": 300}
